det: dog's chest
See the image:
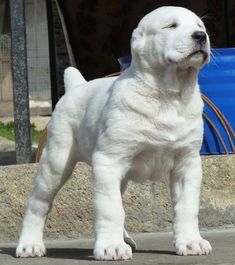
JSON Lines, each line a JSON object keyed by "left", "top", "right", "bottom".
{"left": 135, "top": 102, "right": 198, "bottom": 146}
{"left": 128, "top": 148, "right": 174, "bottom": 182}
{"left": 126, "top": 104, "right": 202, "bottom": 182}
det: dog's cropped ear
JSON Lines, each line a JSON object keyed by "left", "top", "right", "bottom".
{"left": 131, "top": 27, "right": 145, "bottom": 53}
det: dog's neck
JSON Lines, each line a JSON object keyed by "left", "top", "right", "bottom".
{"left": 130, "top": 61, "right": 199, "bottom": 102}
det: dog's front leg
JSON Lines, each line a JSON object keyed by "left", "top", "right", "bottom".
{"left": 170, "top": 152, "right": 212, "bottom": 256}
{"left": 92, "top": 152, "right": 132, "bottom": 260}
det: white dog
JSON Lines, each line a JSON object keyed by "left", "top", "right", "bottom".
{"left": 16, "top": 6, "right": 212, "bottom": 260}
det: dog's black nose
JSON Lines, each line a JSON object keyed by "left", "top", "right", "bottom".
{"left": 192, "top": 31, "right": 207, "bottom": 44}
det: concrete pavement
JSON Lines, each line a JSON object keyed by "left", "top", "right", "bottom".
{"left": 0, "top": 229, "right": 234, "bottom": 264}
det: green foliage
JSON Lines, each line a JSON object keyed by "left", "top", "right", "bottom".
{"left": 0, "top": 121, "right": 42, "bottom": 144}
{"left": 0, "top": 121, "right": 15, "bottom": 141}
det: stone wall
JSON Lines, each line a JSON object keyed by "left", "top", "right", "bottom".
{"left": 0, "top": 155, "right": 234, "bottom": 241}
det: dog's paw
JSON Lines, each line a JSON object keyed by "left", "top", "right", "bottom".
{"left": 175, "top": 238, "right": 212, "bottom": 256}
{"left": 16, "top": 242, "right": 46, "bottom": 258}
{"left": 94, "top": 242, "right": 132, "bottom": 260}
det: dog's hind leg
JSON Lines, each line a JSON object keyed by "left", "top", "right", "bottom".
{"left": 124, "top": 229, "right": 137, "bottom": 250}
{"left": 16, "top": 122, "right": 78, "bottom": 258}
{"left": 121, "top": 180, "right": 137, "bottom": 250}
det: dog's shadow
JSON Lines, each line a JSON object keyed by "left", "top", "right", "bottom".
{"left": 0, "top": 247, "right": 176, "bottom": 260}
{"left": 47, "top": 248, "right": 94, "bottom": 260}
{"left": 0, "top": 247, "right": 93, "bottom": 260}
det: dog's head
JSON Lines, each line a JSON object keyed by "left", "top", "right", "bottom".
{"left": 131, "top": 6, "right": 210, "bottom": 71}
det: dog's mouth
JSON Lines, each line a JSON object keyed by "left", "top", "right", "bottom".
{"left": 186, "top": 49, "right": 209, "bottom": 63}
{"left": 168, "top": 48, "right": 209, "bottom": 66}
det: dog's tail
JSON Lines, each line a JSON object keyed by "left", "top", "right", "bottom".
{"left": 64, "top": 66, "right": 87, "bottom": 92}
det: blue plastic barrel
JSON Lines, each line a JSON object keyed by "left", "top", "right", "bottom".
{"left": 199, "top": 48, "right": 235, "bottom": 155}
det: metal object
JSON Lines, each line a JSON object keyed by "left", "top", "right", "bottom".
{"left": 46, "top": 0, "right": 58, "bottom": 110}
{"left": 25, "top": 0, "right": 51, "bottom": 102}
{"left": 10, "top": 0, "right": 31, "bottom": 164}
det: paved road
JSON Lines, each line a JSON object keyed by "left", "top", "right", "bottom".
{"left": 0, "top": 229, "right": 234, "bottom": 264}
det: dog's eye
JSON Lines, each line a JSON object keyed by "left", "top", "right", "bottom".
{"left": 198, "top": 23, "right": 204, "bottom": 29}
{"left": 163, "top": 23, "right": 178, "bottom": 29}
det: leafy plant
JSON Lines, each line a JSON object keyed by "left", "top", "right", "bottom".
{"left": 0, "top": 121, "right": 42, "bottom": 144}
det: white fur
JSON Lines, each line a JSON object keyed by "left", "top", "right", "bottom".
{"left": 16, "top": 6, "right": 212, "bottom": 260}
